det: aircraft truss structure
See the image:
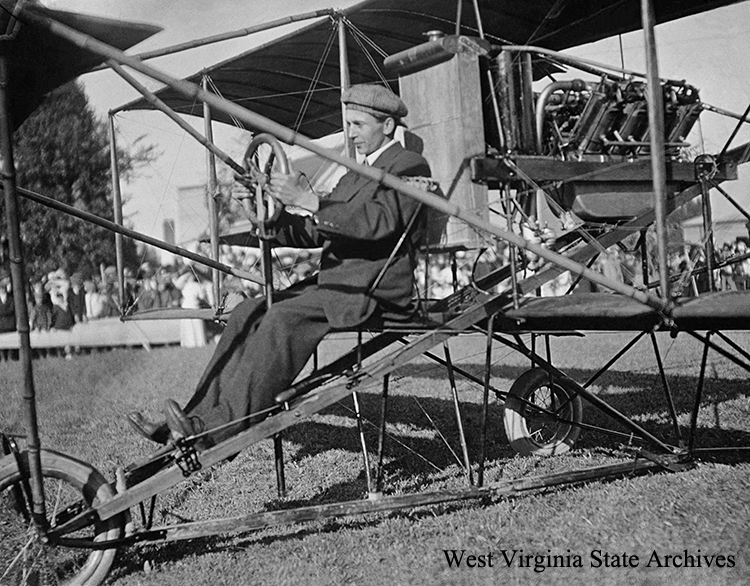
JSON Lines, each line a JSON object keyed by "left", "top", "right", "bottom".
{"left": 1, "top": 1, "right": 750, "bottom": 583}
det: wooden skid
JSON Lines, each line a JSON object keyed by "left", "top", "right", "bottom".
{"left": 55, "top": 457, "right": 676, "bottom": 547}
{"left": 151, "top": 459, "right": 672, "bottom": 543}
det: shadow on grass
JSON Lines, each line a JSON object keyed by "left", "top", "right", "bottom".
{"left": 39, "top": 347, "right": 750, "bottom": 583}
{"left": 104, "top": 358, "right": 750, "bottom": 583}
{"left": 278, "top": 361, "right": 750, "bottom": 465}
{"left": 108, "top": 436, "right": 750, "bottom": 584}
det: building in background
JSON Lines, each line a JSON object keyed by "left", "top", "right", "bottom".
{"left": 683, "top": 213, "right": 750, "bottom": 247}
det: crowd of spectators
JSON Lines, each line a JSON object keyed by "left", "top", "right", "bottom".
{"left": 662, "top": 237, "right": 750, "bottom": 296}
{"left": 570, "top": 236, "right": 750, "bottom": 297}
{"left": 415, "top": 235, "right": 750, "bottom": 299}
{"left": 0, "top": 266, "right": 14, "bottom": 334}
{"left": 0, "top": 260, "right": 216, "bottom": 359}
{"left": 717, "top": 238, "right": 750, "bottom": 291}
{"left": 27, "top": 267, "right": 131, "bottom": 333}
{"left": 0, "top": 263, "right": 189, "bottom": 335}
{"left": 0, "top": 253, "right": 314, "bottom": 333}
{"left": 1, "top": 234, "right": 748, "bottom": 357}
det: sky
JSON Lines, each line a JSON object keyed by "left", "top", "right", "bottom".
{"left": 43, "top": 0, "right": 750, "bottom": 247}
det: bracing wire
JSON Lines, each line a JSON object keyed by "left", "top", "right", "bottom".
{"left": 529, "top": 0, "right": 631, "bottom": 45}
{"left": 363, "top": 8, "right": 513, "bottom": 45}
{"left": 413, "top": 396, "right": 466, "bottom": 470}
{"left": 110, "top": 114, "right": 188, "bottom": 273}
{"left": 293, "top": 20, "right": 338, "bottom": 133}
{"left": 343, "top": 17, "right": 388, "bottom": 59}
{"left": 333, "top": 397, "right": 444, "bottom": 473}
{"left": 523, "top": 0, "right": 570, "bottom": 45}
{"left": 344, "top": 19, "right": 390, "bottom": 87}
{"left": 206, "top": 76, "right": 246, "bottom": 130}
{"left": 323, "top": 331, "right": 533, "bottom": 473}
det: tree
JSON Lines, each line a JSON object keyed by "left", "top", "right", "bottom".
{"left": 4, "top": 81, "right": 151, "bottom": 282}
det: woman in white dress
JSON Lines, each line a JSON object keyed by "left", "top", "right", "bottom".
{"left": 173, "top": 269, "right": 208, "bottom": 347}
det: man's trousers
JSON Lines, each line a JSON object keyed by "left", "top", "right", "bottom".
{"left": 184, "top": 281, "right": 333, "bottom": 443}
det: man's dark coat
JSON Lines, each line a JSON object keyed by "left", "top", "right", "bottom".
{"left": 184, "top": 142, "right": 432, "bottom": 439}
{"left": 272, "top": 141, "right": 430, "bottom": 327}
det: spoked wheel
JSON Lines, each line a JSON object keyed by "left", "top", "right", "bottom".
{"left": 0, "top": 449, "right": 123, "bottom": 586}
{"left": 503, "top": 368, "right": 583, "bottom": 456}
{"left": 242, "top": 132, "right": 290, "bottom": 229}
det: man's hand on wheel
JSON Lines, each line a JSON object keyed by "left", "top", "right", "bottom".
{"left": 268, "top": 171, "right": 320, "bottom": 213}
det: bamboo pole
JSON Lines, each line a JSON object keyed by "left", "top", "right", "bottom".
{"left": 702, "top": 102, "right": 750, "bottom": 125}
{"left": 337, "top": 16, "right": 355, "bottom": 159}
{"left": 699, "top": 180, "right": 716, "bottom": 292}
{"left": 472, "top": 0, "right": 506, "bottom": 151}
{"left": 94, "top": 9, "right": 336, "bottom": 74}
{"left": 710, "top": 181, "right": 750, "bottom": 224}
{"left": 717, "top": 101, "right": 750, "bottom": 161}
{"left": 15, "top": 186, "right": 264, "bottom": 286}
{"left": 108, "top": 61, "right": 245, "bottom": 175}
{"left": 108, "top": 115, "right": 126, "bottom": 311}
{"left": 202, "top": 76, "right": 222, "bottom": 309}
{"left": 0, "top": 55, "right": 46, "bottom": 527}
{"left": 23, "top": 7, "right": 669, "bottom": 314}
{"left": 641, "top": 0, "right": 670, "bottom": 301}
{"left": 500, "top": 44, "right": 691, "bottom": 88}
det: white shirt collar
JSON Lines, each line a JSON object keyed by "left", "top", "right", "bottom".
{"left": 363, "top": 138, "right": 398, "bottom": 166}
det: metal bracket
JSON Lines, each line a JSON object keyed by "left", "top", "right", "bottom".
{"left": 639, "top": 450, "right": 694, "bottom": 473}
{"left": 172, "top": 439, "right": 202, "bottom": 477}
{"left": 1, "top": 432, "right": 17, "bottom": 455}
{"left": 1, "top": 433, "right": 31, "bottom": 522}
{"left": 694, "top": 153, "right": 718, "bottom": 181}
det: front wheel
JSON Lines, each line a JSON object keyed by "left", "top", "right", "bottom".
{"left": 0, "top": 449, "right": 123, "bottom": 585}
{"left": 503, "top": 368, "right": 583, "bottom": 456}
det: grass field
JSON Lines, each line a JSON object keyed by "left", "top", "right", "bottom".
{"left": 1, "top": 330, "right": 749, "bottom": 585}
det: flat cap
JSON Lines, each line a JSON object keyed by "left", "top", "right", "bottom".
{"left": 341, "top": 84, "right": 408, "bottom": 119}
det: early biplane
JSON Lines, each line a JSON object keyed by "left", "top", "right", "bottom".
{"left": 1, "top": 0, "right": 750, "bottom": 584}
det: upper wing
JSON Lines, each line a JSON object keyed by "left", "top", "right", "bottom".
{"left": 1, "top": 0, "right": 161, "bottom": 129}
{"left": 118, "top": 0, "right": 747, "bottom": 137}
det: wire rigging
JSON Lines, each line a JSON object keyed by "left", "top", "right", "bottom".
{"left": 293, "top": 19, "right": 338, "bottom": 133}
{"left": 206, "top": 76, "right": 246, "bottom": 131}
{"left": 343, "top": 19, "right": 390, "bottom": 87}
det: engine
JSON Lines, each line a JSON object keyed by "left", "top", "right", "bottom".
{"left": 537, "top": 77, "right": 702, "bottom": 160}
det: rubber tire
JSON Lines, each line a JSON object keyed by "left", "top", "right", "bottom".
{"left": 0, "top": 449, "right": 122, "bottom": 586}
{"left": 503, "top": 368, "right": 583, "bottom": 456}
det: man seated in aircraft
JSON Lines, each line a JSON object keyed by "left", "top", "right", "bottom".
{"left": 128, "top": 84, "right": 433, "bottom": 449}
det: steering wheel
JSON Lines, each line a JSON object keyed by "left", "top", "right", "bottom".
{"left": 241, "top": 133, "right": 290, "bottom": 229}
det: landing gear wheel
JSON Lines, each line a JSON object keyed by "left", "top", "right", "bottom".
{"left": 503, "top": 368, "right": 583, "bottom": 456}
{"left": 242, "top": 133, "right": 290, "bottom": 229}
{"left": 0, "top": 449, "right": 123, "bottom": 585}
